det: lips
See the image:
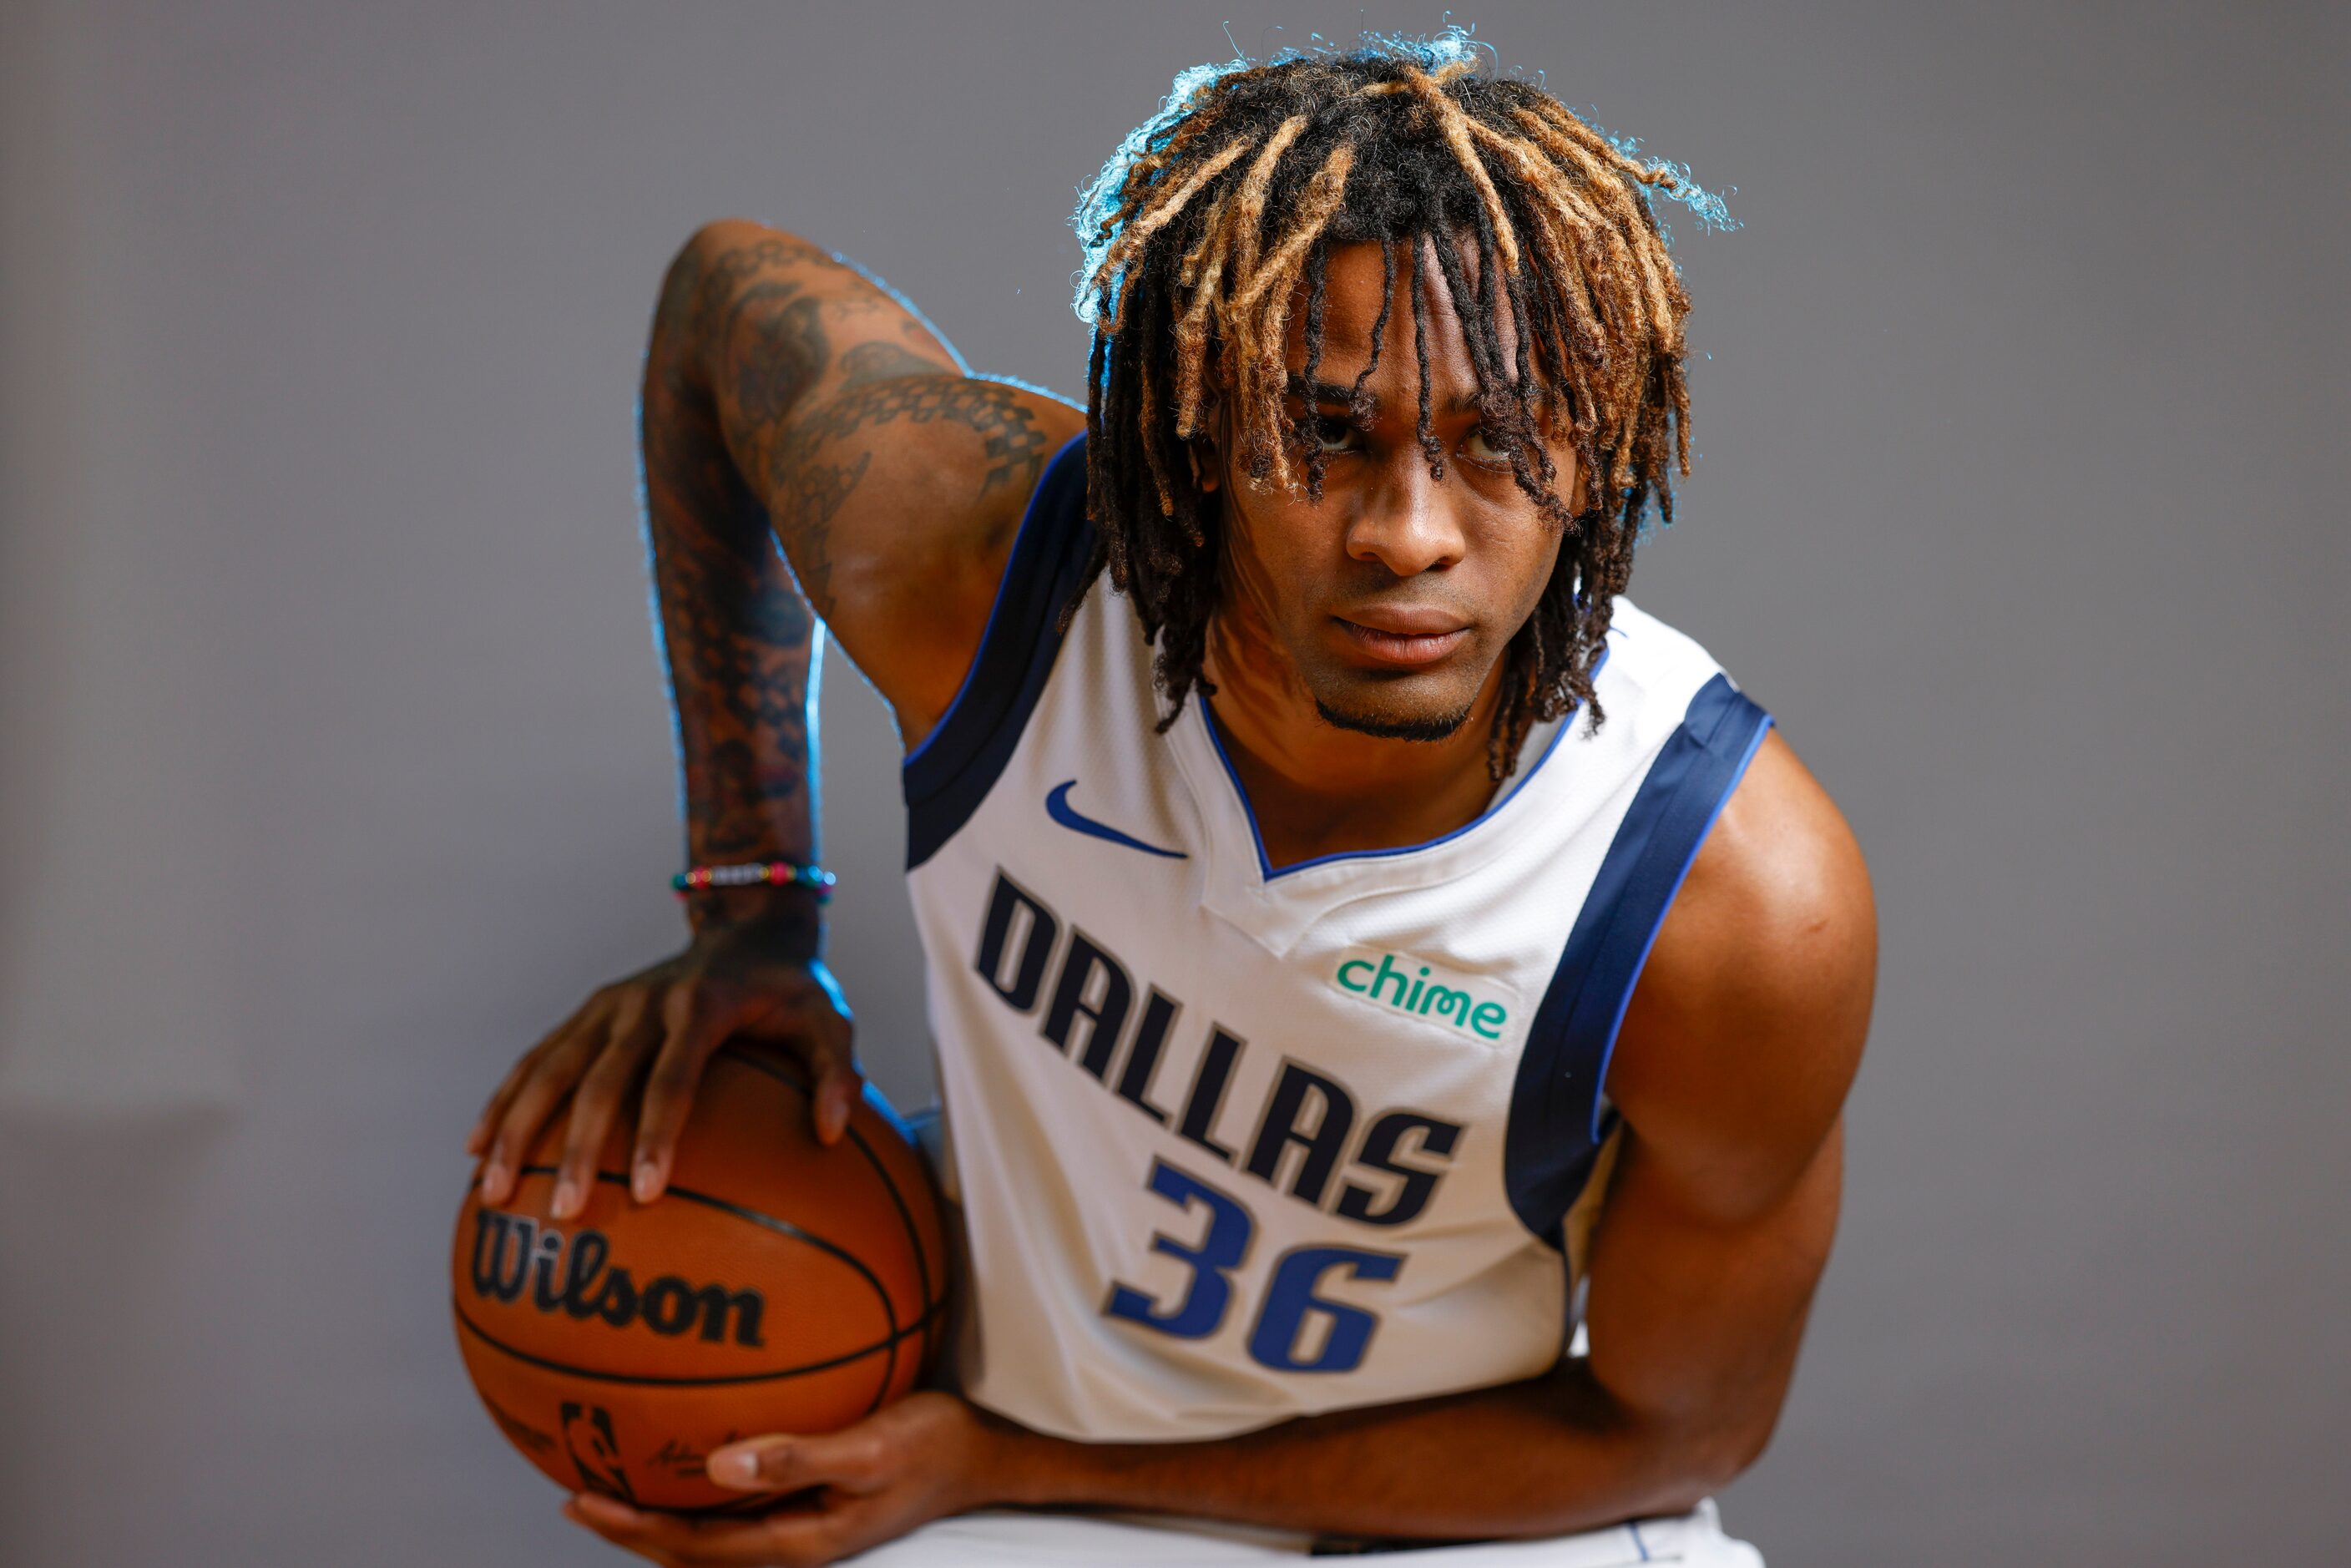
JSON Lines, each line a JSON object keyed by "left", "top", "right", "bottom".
{"left": 1334, "top": 613, "right": 1470, "bottom": 668}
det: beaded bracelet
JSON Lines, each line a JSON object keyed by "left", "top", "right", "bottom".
{"left": 670, "top": 861, "right": 836, "bottom": 902}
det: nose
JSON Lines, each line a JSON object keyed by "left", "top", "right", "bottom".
{"left": 1345, "top": 448, "right": 1467, "bottom": 578}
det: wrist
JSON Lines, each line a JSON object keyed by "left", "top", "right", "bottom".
{"left": 686, "top": 883, "right": 825, "bottom": 951}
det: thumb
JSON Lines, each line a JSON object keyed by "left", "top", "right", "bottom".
{"left": 707, "top": 1429, "right": 885, "bottom": 1493}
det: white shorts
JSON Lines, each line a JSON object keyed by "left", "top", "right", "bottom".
{"left": 843, "top": 1500, "right": 1762, "bottom": 1565}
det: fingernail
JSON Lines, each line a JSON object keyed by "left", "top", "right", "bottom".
{"left": 707, "top": 1443, "right": 768, "bottom": 1486}
{"left": 552, "top": 1178, "right": 579, "bottom": 1216}
{"left": 481, "top": 1159, "right": 508, "bottom": 1199}
{"left": 632, "top": 1160, "right": 661, "bottom": 1202}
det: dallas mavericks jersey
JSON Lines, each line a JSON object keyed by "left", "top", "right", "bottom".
{"left": 900, "top": 436, "right": 1772, "bottom": 1442}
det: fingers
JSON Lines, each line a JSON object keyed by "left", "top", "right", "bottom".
{"left": 565, "top": 1492, "right": 852, "bottom": 1567}
{"left": 741, "top": 992, "right": 861, "bottom": 1147}
{"left": 469, "top": 990, "right": 601, "bottom": 1156}
{"left": 479, "top": 1007, "right": 609, "bottom": 1206}
{"left": 550, "top": 990, "right": 662, "bottom": 1219}
{"left": 467, "top": 1041, "right": 544, "bottom": 1158}
{"left": 813, "top": 1055, "right": 860, "bottom": 1148}
{"left": 493, "top": 949, "right": 862, "bottom": 1222}
{"left": 559, "top": 1500, "right": 681, "bottom": 1566}
{"left": 706, "top": 1429, "right": 886, "bottom": 1495}
{"left": 631, "top": 986, "right": 743, "bottom": 1203}
{"left": 790, "top": 1002, "right": 861, "bottom": 1147}
{"left": 771, "top": 965, "right": 862, "bottom": 1147}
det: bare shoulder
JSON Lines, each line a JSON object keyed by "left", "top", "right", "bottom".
{"left": 1605, "top": 729, "right": 1878, "bottom": 1216}
{"left": 665, "top": 220, "right": 1085, "bottom": 744}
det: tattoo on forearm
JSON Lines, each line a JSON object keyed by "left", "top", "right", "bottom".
{"left": 641, "top": 405, "right": 817, "bottom": 869}
{"left": 640, "top": 238, "right": 839, "bottom": 870}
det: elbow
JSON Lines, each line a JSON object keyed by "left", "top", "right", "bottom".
{"left": 674, "top": 216, "right": 810, "bottom": 280}
{"left": 656, "top": 218, "right": 783, "bottom": 331}
{"left": 675, "top": 215, "right": 772, "bottom": 267}
{"left": 1653, "top": 1404, "right": 1782, "bottom": 1510}
{"left": 1610, "top": 1388, "right": 1782, "bottom": 1519}
{"left": 650, "top": 218, "right": 800, "bottom": 395}
{"left": 665, "top": 219, "right": 730, "bottom": 293}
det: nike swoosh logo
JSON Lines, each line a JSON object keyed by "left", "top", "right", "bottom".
{"left": 1045, "top": 780, "right": 1188, "bottom": 859}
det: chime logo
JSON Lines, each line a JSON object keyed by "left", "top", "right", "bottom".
{"left": 1331, "top": 949, "right": 1516, "bottom": 1041}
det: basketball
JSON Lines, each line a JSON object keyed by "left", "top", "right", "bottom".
{"left": 451, "top": 1043, "right": 948, "bottom": 1511}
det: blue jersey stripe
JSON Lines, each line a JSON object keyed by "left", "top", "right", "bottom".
{"left": 902, "top": 434, "right": 1093, "bottom": 870}
{"left": 1503, "top": 673, "right": 1774, "bottom": 1242}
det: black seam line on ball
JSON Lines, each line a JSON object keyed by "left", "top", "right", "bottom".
{"left": 716, "top": 1045, "right": 943, "bottom": 1329}
{"left": 841, "top": 1127, "right": 935, "bottom": 1372}
{"left": 450, "top": 1290, "right": 948, "bottom": 1388}
{"left": 710, "top": 1044, "right": 945, "bottom": 1404}
{"left": 504, "top": 1164, "right": 906, "bottom": 1404}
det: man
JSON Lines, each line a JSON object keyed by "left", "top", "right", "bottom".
{"left": 470, "top": 34, "right": 1873, "bottom": 1567}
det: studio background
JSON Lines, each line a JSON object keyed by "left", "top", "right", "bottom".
{"left": 2, "top": 3, "right": 2342, "bottom": 1563}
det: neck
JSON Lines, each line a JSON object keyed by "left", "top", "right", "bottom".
{"left": 1199, "top": 604, "right": 1509, "bottom": 873}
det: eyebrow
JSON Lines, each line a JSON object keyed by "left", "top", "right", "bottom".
{"left": 1287, "top": 373, "right": 1485, "bottom": 418}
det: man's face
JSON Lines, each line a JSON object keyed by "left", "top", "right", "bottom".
{"left": 1206, "top": 239, "right": 1575, "bottom": 742}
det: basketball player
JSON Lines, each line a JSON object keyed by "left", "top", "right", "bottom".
{"left": 470, "top": 36, "right": 1873, "bottom": 1567}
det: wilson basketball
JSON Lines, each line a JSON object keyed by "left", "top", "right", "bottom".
{"left": 451, "top": 1043, "right": 948, "bottom": 1511}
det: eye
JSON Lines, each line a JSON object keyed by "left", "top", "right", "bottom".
{"left": 1460, "top": 426, "right": 1509, "bottom": 464}
{"left": 1308, "top": 412, "right": 1361, "bottom": 454}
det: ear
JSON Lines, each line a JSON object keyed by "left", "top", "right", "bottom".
{"left": 1186, "top": 438, "right": 1222, "bottom": 494}
{"left": 1186, "top": 402, "right": 1225, "bottom": 494}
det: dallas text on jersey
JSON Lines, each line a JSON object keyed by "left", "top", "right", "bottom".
{"left": 975, "top": 867, "right": 1464, "bottom": 1229}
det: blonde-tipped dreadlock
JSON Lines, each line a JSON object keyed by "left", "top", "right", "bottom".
{"left": 1070, "top": 31, "right": 1732, "bottom": 779}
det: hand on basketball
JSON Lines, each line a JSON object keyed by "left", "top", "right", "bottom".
{"left": 468, "top": 913, "right": 859, "bottom": 1221}
{"left": 561, "top": 1392, "right": 1014, "bottom": 1567}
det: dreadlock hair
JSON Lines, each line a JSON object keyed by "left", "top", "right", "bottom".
{"left": 1069, "top": 30, "right": 1731, "bottom": 780}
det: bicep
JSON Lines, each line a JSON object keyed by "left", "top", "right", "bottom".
{"left": 1576, "top": 731, "right": 1876, "bottom": 1459}
{"left": 1607, "top": 732, "right": 1875, "bottom": 1208}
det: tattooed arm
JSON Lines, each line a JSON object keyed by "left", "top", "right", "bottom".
{"left": 470, "top": 220, "right": 1079, "bottom": 1219}
{"left": 675, "top": 219, "right": 1082, "bottom": 743}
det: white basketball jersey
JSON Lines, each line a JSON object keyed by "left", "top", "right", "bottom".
{"left": 900, "top": 437, "right": 1772, "bottom": 1443}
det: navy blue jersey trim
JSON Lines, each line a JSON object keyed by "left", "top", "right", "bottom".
{"left": 902, "top": 433, "right": 1094, "bottom": 870}
{"left": 1503, "top": 674, "right": 1773, "bottom": 1242}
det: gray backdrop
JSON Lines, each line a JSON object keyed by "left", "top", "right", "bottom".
{"left": 2, "top": 2, "right": 2343, "bottom": 1563}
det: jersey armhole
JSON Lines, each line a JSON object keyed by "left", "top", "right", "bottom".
{"left": 1503, "top": 673, "right": 1774, "bottom": 1242}
{"left": 902, "top": 432, "right": 1093, "bottom": 870}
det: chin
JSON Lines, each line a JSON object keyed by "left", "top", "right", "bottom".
{"left": 1308, "top": 676, "right": 1481, "bottom": 743}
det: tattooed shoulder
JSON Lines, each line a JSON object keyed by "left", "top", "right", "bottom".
{"left": 837, "top": 341, "right": 958, "bottom": 387}
{"left": 779, "top": 376, "right": 1052, "bottom": 500}
{"left": 758, "top": 377, "right": 1056, "bottom": 622}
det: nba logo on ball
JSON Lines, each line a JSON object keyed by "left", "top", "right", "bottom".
{"left": 450, "top": 1045, "right": 949, "bottom": 1510}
